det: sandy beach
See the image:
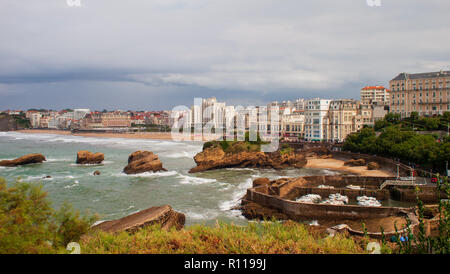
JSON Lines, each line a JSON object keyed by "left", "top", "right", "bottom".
{"left": 305, "top": 157, "right": 393, "bottom": 177}
{"left": 17, "top": 129, "right": 221, "bottom": 141}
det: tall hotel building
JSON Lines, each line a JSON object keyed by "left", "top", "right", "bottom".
{"left": 360, "top": 86, "right": 390, "bottom": 105}
{"left": 304, "top": 98, "right": 331, "bottom": 141}
{"left": 389, "top": 71, "right": 450, "bottom": 117}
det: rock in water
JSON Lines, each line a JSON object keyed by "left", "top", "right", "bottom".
{"left": 93, "top": 170, "right": 101, "bottom": 176}
{"left": 0, "top": 153, "right": 46, "bottom": 167}
{"left": 123, "top": 150, "right": 167, "bottom": 174}
{"left": 76, "top": 150, "right": 104, "bottom": 164}
{"left": 189, "top": 145, "right": 307, "bottom": 173}
{"left": 93, "top": 205, "right": 185, "bottom": 233}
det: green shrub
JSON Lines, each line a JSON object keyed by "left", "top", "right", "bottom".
{"left": 219, "top": 140, "right": 231, "bottom": 151}
{"left": 0, "top": 178, "right": 97, "bottom": 254}
{"left": 225, "top": 142, "right": 249, "bottom": 154}
{"left": 80, "top": 220, "right": 363, "bottom": 254}
{"left": 202, "top": 141, "right": 216, "bottom": 150}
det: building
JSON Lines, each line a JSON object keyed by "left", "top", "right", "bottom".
{"left": 372, "top": 102, "right": 389, "bottom": 122}
{"left": 304, "top": 98, "right": 331, "bottom": 141}
{"left": 326, "top": 99, "right": 360, "bottom": 142}
{"left": 360, "top": 86, "right": 390, "bottom": 105}
{"left": 29, "top": 113, "right": 41, "bottom": 128}
{"left": 101, "top": 112, "right": 131, "bottom": 128}
{"left": 293, "top": 99, "right": 306, "bottom": 111}
{"left": 359, "top": 104, "right": 374, "bottom": 126}
{"left": 281, "top": 113, "right": 305, "bottom": 140}
{"left": 390, "top": 71, "right": 450, "bottom": 117}
{"left": 81, "top": 112, "right": 103, "bottom": 129}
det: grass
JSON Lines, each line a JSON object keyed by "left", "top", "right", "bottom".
{"left": 80, "top": 221, "right": 364, "bottom": 254}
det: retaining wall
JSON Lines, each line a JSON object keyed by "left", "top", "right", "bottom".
{"left": 247, "top": 186, "right": 411, "bottom": 220}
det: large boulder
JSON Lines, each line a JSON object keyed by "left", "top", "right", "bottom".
{"left": 123, "top": 151, "right": 167, "bottom": 174}
{"left": 367, "top": 161, "right": 380, "bottom": 170}
{"left": 93, "top": 205, "right": 185, "bottom": 233}
{"left": 189, "top": 146, "right": 307, "bottom": 173}
{"left": 76, "top": 150, "right": 104, "bottom": 164}
{"left": 0, "top": 153, "right": 46, "bottom": 167}
{"left": 344, "top": 158, "right": 366, "bottom": 167}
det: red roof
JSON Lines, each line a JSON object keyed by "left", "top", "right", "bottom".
{"left": 361, "top": 86, "right": 387, "bottom": 90}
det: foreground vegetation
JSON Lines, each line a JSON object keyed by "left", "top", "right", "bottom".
{"left": 0, "top": 178, "right": 96, "bottom": 254}
{"left": 0, "top": 178, "right": 363, "bottom": 254}
{"left": 1, "top": 177, "right": 447, "bottom": 254}
{"left": 80, "top": 221, "right": 363, "bottom": 254}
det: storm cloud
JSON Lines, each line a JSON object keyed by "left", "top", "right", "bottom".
{"left": 0, "top": 0, "right": 449, "bottom": 110}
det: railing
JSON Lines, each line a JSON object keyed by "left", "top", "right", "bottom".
{"left": 379, "top": 178, "right": 427, "bottom": 190}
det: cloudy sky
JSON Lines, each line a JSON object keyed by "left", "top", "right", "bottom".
{"left": 1, "top": 0, "right": 449, "bottom": 110}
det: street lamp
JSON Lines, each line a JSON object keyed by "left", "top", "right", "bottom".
{"left": 446, "top": 161, "right": 449, "bottom": 177}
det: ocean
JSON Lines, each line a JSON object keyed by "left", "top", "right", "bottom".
{"left": 0, "top": 132, "right": 338, "bottom": 226}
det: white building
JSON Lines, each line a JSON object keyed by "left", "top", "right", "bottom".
{"left": 281, "top": 113, "right": 305, "bottom": 140}
{"left": 293, "top": 99, "right": 306, "bottom": 111}
{"left": 360, "top": 86, "right": 390, "bottom": 105}
{"left": 29, "top": 113, "right": 42, "bottom": 128}
{"left": 304, "top": 98, "right": 331, "bottom": 141}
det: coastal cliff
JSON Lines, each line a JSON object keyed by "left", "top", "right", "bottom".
{"left": 0, "top": 114, "right": 30, "bottom": 131}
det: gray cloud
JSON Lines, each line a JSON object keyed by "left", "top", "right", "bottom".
{"left": 0, "top": 0, "right": 449, "bottom": 109}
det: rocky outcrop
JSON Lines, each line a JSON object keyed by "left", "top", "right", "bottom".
{"left": 0, "top": 153, "right": 46, "bottom": 167}
{"left": 252, "top": 177, "right": 271, "bottom": 188}
{"left": 76, "top": 150, "right": 104, "bottom": 164}
{"left": 123, "top": 151, "right": 167, "bottom": 174}
{"left": 344, "top": 158, "right": 366, "bottom": 167}
{"left": 240, "top": 202, "right": 288, "bottom": 220}
{"left": 93, "top": 205, "right": 185, "bottom": 233}
{"left": 189, "top": 146, "right": 307, "bottom": 173}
